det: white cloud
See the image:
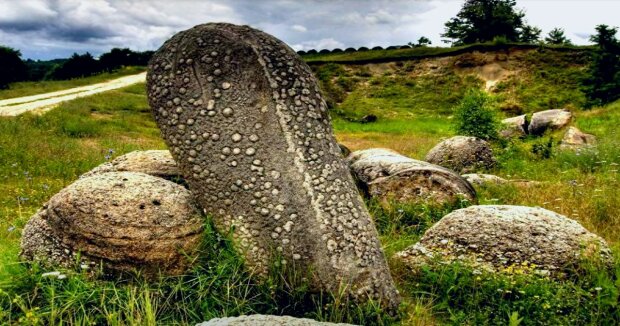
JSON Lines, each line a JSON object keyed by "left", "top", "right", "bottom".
{"left": 292, "top": 24, "right": 307, "bottom": 32}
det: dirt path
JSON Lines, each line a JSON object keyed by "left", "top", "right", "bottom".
{"left": 0, "top": 72, "right": 147, "bottom": 116}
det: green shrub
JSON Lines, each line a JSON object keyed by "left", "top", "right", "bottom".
{"left": 531, "top": 138, "right": 554, "bottom": 160}
{"left": 453, "top": 89, "right": 500, "bottom": 140}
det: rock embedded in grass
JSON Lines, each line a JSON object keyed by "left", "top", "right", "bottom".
{"left": 348, "top": 148, "right": 476, "bottom": 205}
{"left": 528, "top": 109, "right": 572, "bottom": 136}
{"left": 395, "top": 205, "right": 613, "bottom": 278}
{"left": 500, "top": 114, "right": 528, "bottom": 138}
{"left": 20, "top": 172, "right": 203, "bottom": 277}
{"left": 425, "top": 136, "right": 496, "bottom": 173}
{"left": 462, "top": 173, "right": 508, "bottom": 186}
{"left": 81, "top": 150, "right": 182, "bottom": 182}
{"left": 197, "top": 315, "right": 357, "bottom": 326}
{"left": 560, "top": 126, "right": 597, "bottom": 150}
{"left": 146, "top": 23, "right": 400, "bottom": 311}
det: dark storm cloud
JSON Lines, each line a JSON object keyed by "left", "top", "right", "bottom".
{"left": 0, "top": 0, "right": 619, "bottom": 60}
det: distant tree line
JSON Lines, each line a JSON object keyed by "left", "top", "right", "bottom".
{"left": 0, "top": 47, "right": 153, "bottom": 89}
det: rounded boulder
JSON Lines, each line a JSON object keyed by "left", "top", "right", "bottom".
{"left": 81, "top": 150, "right": 182, "bottom": 182}
{"left": 425, "top": 136, "right": 496, "bottom": 173}
{"left": 20, "top": 172, "right": 203, "bottom": 277}
{"left": 395, "top": 205, "right": 612, "bottom": 277}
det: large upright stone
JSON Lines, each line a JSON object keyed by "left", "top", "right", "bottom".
{"left": 147, "top": 23, "right": 400, "bottom": 311}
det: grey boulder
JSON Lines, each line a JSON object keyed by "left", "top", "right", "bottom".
{"left": 462, "top": 173, "right": 508, "bottom": 186}
{"left": 147, "top": 23, "right": 400, "bottom": 311}
{"left": 425, "top": 136, "right": 496, "bottom": 173}
{"left": 500, "top": 114, "right": 528, "bottom": 138}
{"left": 395, "top": 205, "right": 612, "bottom": 277}
{"left": 528, "top": 109, "right": 572, "bottom": 136}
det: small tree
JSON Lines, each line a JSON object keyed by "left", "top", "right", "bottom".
{"left": 545, "top": 27, "right": 572, "bottom": 45}
{"left": 0, "top": 46, "right": 28, "bottom": 89}
{"left": 442, "top": 0, "right": 539, "bottom": 45}
{"left": 453, "top": 89, "right": 499, "bottom": 140}
{"left": 584, "top": 25, "right": 620, "bottom": 106}
{"left": 519, "top": 25, "right": 541, "bottom": 43}
{"left": 415, "top": 36, "right": 433, "bottom": 47}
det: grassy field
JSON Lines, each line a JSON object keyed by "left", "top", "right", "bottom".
{"left": 0, "top": 66, "right": 146, "bottom": 100}
{"left": 1, "top": 48, "right": 620, "bottom": 325}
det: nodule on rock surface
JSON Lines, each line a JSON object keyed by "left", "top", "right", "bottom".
{"left": 20, "top": 172, "right": 204, "bottom": 277}
{"left": 395, "top": 205, "right": 612, "bottom": 278}
{"left": 347, "top": 148, "right": 476, "bottom": 205}
{"left": 147, "top": 23, "right": 400, "bottom": 311}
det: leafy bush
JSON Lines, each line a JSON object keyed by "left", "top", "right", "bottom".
{"left": 453, "top": 89, "right": 500, "bottom": 140}
{"left": 531, "top": 138, "right": 554, "bottom": 159}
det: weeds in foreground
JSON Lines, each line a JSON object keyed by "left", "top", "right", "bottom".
{"left": 0, "top": 220, "right": 394, "bottom": 325}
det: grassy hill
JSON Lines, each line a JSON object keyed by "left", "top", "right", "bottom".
{"left": 1, "top": 48, "right": 619, "bottom": 325}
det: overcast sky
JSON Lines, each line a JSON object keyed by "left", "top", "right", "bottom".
{"left": 1, "top": 0, "right": 619, "bottom": 60}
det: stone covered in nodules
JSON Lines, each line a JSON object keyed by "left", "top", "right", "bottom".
{"left": 146, "top": 23, "right": 400, "bottom": 311}
{"left": 425, "top": 136, "right": 496, "bottom": 174}
{"left": 20, "top": 172, "right": 203, "bottom": 277}
{"left": 348, "top": 148, "right": 476, "bottom": 205}
{"left": 395, "top": 205, "right": 612, "bottom": 278}
{"left": 81, "top": 150, "right": 182, "bottom": 182}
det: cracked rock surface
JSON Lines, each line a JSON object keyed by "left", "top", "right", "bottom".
{"left": 147, "top": 23, "right": 400, "bottom": 311}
